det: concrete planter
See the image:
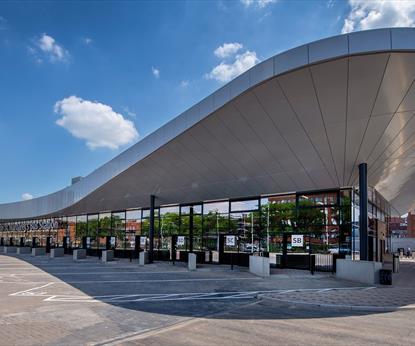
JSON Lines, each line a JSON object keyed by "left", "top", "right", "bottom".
{"left": 4, "top": 246, "right": 17, "bottom": 254}
{"left": 17, "top": 247, "right": 31, "bottom": 254}
{"left": 139, "top": 251, "right": 149, "bottom": 266}
{"left": 73, "top": 249, "right": 87, "bottom": 260}
{"left": 50, "top": 248, "right": 64, "bottom": 258}
{"left": 336, "top": 259, "right": 383, "bottom": 284}
{"left": 249, "top": 255, "right": 270, "bottom": 277}
{"left": 188, "top": 253, "right": 197, "bottom": 271}
{"left": 102, "top": 250, "right": 114, "bottom": 262}
{"left": 31, "top": 247, "right": 46, "bottom": 256}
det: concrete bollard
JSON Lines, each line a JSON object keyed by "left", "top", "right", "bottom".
{"left": 249, "top": 255, "right": 270, "bottom": 277}
{"left": 50, "top": 248, "right": 65, "bottom": 258}
{"left": 102, "top": 250, "right": 114, "bottom": 262}
{"left": 31, "top": 247, "right": 46, "bottom": 256}
{"left": 73, "top": 249, "right": 87, "bottom": 261}
{"left": 139, "top": 251, "right": 149, "bottom": 266}
{"left": 188, "top": 253, "right": 197, "bottom": 271}
{"left": 5, "top": 246, "right": 17, "bottom": 254}
{"left": 212, "top": 251, "right": 220, "bottom": 263}
{"left": 17, "top": 247, "right": 31, "bottom": 254}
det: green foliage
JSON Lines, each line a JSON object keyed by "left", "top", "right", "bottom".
{"left": 261, "top": 201, "right": 295, "bottom": 233}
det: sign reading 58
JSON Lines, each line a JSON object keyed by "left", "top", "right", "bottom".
{"left": 291, "top": 234, "right": 304, "bottom": 247}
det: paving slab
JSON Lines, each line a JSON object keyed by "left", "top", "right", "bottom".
{"left": 0, "top": 254, "right": 414, "bottom": 346}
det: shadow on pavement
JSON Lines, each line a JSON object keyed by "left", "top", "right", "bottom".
{"left": 2, "top": 253, "right": 414, "bottom": 320}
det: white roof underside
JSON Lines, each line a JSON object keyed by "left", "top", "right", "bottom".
{"left": 2, "top": 28, "right": 415, "bottom": 219}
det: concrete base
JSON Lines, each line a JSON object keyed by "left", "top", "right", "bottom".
{"left": 139, "top": 251, "right": 149, "bottom": 266}
{"left": 249, "top": 255, "right": 270, "bottom": 277}
{"left": 17, "top": 247, "right": 31, "bottom": 254}
{"left": 50, "top": 248, "right": 64, "bottom": 258}
{"left": 102, "top": 250, "right": 114, "bottom": 262}
{"left": 4, "top": 246, "right": 17, "bottom": 254}
{"left": 73, "top": 249, "right": 86, "bottom": 260}
{"left": 188, "top": 253, "right": 197, "bottom": 271}
{"left": 336, "top": 259, "right": 383, "bottom": 284}
{"left": 31, "top": 247, "right": 46, "bottom": 256}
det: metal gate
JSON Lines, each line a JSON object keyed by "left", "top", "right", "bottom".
{"left": 281, "top": 233, "right": 337, "bottom": 273}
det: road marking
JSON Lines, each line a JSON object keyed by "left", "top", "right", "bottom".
{"left": 9, "top": 286, "right": 377, "bottom": 303}
{"left": 0, "top": 270, "right": 215, "bottom": 276}
{"left": 0, "top": 277, "right": 257, "bottom": 285}
{"left": 9, "top": 282, "right": 56, "bottom": 296}
{"left": 0, "top": 271, "right": 183, "bottom": 276}
{"left": 316, "top": 288, "right": 333, "bottom": 293}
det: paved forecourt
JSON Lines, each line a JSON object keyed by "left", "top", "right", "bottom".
{"left": 1, "top": 253, "right": 413, "bottom": 345}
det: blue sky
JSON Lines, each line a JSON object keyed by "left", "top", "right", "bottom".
{"left": 0, "top": 0, "right": 413, "bottom": 203}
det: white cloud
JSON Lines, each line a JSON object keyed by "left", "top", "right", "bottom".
{"left": 22, "top": 193, "right": 33, "bottom": 201}
{"left": 206, "top": 50, "right": 259, "bottom": 83}
{"left": 0, "top": 16, "right": 8, "bottom": 30}
{"left": 152, "top": 66, "right": 160, "bottom": 78}
{"left": 214, "top": 42, "right": 243, "bottom": 58}
{"left": 241, "top": 0, "right": 277, "bottom": 9}
{"left": 82, "top": 37, "right": 93, "bottom": 45}
{"left": 55, "top": 96, "right": 138, "bottom": 150}
{"left": 342, "top": 0, "right": 415, "bottom": 34}
{"left": 180, "top": 80, "right": 189, "bottom": 87}
{"left": 37, "top": 33, "right": 69, "bottom": 62}
{"left": 123, "top": 106, "right": 137, "bottom": 118}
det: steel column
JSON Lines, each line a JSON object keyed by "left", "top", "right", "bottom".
{"left": 189, "top": 206, "right": 194, "bottom": 253}
{"left": 359, "top": 163, "right": 368, "bottom": 261}
{"left": 149, "top": 194, "right": 155, "bottom": 263}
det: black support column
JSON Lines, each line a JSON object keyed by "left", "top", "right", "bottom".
{"left": 359, "top": 163, "right": 368, "bottom": 261}
{"left": 149, "top": 194, "right": 155, "bottom": 263}
{"left": 189, "top": 206, "right": 194, "bottom": 253}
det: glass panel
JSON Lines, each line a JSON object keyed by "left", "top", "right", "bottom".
{"left": 112, "top": 212, "right": 126, "bottom": 250}
{"left": 159, "top": 207, "right": 180, "bottom": 251}
{"left": 76, "top": 215, "right": 87, "bottom": 248}
{"left": 298, "top": 192, "right": 337, "bottom": 206}
{"left": 181, "top": 204, "right": 202, "bottom": 215}
{"left": 261, "top": 195, "right": 295, "bottom": 257}
{"left": 67, "top": 216, "right": 77, "bottom": 248}
{"left": 229, "top": 211, "right": 261, "bottom": 253}
{"left": 230, "top": 199, "right": 259, "bottom": 212}
{"left": 87, "top": 214, "right": 98, "bottom": 249}
{"left": 98, "top": 213, "right": 111, "bottom": 249}
{"left": 126, "top": 209, "right": 141, "bottom": 250}
{"left": 203, "top": 201, "right": 229, "bottom": 214}
{"left": 203, "top": 210, "right": 228, "bottom": 251}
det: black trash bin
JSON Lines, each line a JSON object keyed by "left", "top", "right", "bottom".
{"left": 379, "top": 269, "right": 392, "bottom": 285}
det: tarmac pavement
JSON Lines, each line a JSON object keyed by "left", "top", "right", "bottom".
{"left": 0, "top": 253, "right": 414, "bottom": 345}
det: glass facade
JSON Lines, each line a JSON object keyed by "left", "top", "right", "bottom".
{"left": 0, "top": 187, "right": 391, "bottom": 265}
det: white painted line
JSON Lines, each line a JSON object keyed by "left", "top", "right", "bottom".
{"left": 9, "top": 282, "right": 55, "bottom": 296}
{"left": 9, "top": 287, "right": 378, "bottom": 304}
{"left": 62, "top": 277, "right": 257, "bottom": 284}
{"left": 276, "top": 289, "right": 297, "bottom": 294}
{"left": 0, "top": 277, "right": 257, "bottom": 285}
{"left": 0, "top": 270, "right": 200, "bottom": 276}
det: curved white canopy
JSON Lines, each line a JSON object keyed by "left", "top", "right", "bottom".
{"left": 2, "top": 27, "right": 415, "bottom": 219}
